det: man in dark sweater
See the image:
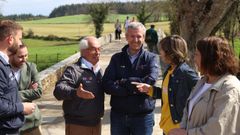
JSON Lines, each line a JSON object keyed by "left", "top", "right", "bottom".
{"left": 103, "top": 22, "right": 159, "bottom": 135}
{"left": 54, "top": 36, "right": 104, "bottom": 135}
{"left": 0, "top": 20, "right": 36, "bottom": 135}
{"left": 145, "top": 24, "right": 159, "bottom": 54}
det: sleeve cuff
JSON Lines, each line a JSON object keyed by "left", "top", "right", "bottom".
{"left": 71, "top": 90, "right": 77, "bottom": 98}
{"left": 16, "top": 102, "right": 24, "bottom": 114}
{"left": 147, "top": 86, "right": 153, "bottom": 97}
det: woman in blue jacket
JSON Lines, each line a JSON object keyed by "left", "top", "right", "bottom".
{"left": 135, "top": 35, "right": 199, "bottom": 135}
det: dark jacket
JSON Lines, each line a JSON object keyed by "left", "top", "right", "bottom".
{"left": 0, "top": 56, "right": 24, "bottom": 134}
{"left": 18, "top": 62, "right": 42, "bottom": 132}
{"left": 53, "top": 58, "right": 104, "bottom": 126}
{"left": 152, "top": 62, "right": 199, "bottom": 123}
{"left": 145, "top": 28, "right": 158, "bottom": 45}
{"left": 102, "top": 45, "right": 159, "bottom": 114}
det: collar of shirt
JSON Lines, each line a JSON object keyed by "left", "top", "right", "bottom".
{"left": 0, "top": 51, "right": 9, "bottom": 64}
{"left": 81, "top": 58, "right": 100, "bottom": 74}
{"left": 13, "top": 69, "right": 21, "bottom": 83}
{"left": 127, "top": 48, "right": 141, "bottom": 64}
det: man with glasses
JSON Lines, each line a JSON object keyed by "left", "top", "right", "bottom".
{"left": 54, "top": 36, "right": 104, "bottom": 135}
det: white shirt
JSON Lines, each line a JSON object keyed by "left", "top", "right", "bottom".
{"left": 13, "top": 69, "right": 21, "bottom": 83}
{"left": 81, "top": 58, "right": 100, "bottom": 75}
{"left": 188, "top": 82, "right": 212, "bottom": 117}
{"left": 125, "top": 19, "right": 130, "bottom": 29}
{"left": 0, "top": 51, "right": 9, "bottom": 64}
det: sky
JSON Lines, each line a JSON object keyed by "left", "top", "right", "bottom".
{"left": 0, "top": 0, "right": 137, "bottom": 16}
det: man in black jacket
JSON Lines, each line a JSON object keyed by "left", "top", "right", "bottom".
{"left": 54, "top": 36, "right": 104, "bottom": 135}
{"left": 103, "top": 22, "right": 159, "bottom": 135}
{"left": 0, "top": 20, "right": 36, "bottom": 135}
{"left": 145, "top": 24, "right": 158, "bottom": 53}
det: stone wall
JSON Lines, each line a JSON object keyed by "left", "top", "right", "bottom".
{"left": 39, "top": 33, "right": 114, "bottom": 94}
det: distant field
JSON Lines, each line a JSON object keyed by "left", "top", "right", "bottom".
{"left": 24, "top": 39, "right": 78, "bottom": 54}
{"left": 19, "top": 14, "right": 136, "bottom": 24}
{"left": 21, "top": 23, "right": 95, "bottom": 39}
{"left": 23, "top": 39, "right": 78, "bottom": 71}
{"left": 19, "top": 14, "right": 170, "bottom": 39}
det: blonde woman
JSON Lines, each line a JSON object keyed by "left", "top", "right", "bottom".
{"left": 135, "top": 35, "right": 199, "bottom": 135}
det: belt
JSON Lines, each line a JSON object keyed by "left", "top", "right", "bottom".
{"left": 112, "top": 109, "right": 153, "bottom": 117}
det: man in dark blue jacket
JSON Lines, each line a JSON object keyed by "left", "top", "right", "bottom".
{"left": 54, "top": 36, "right": 104, "bottom": 135}
{"left": 103, "top": 22, "right": 159, "bottom": 135}
{"left": 0, "top": 20, "right": 36, "bottom": 135}
{"left": 145, "top": 24, "right": 158, "bottom": 53}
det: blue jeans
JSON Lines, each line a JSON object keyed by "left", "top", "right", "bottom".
{"left": 110, "top": 111, "right": 154, "bottom": 135}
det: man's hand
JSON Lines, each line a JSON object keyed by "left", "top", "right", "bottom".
{"left": 29, "top": 82, "right": 38, "bottom": 90}
{"left": 169, "top": 128, "right": 187, "bottom": 135}
{"left": 23, "top": 102, "right": 36, "bottom": 115}
{"left": 133, "top": 82, "right": 151, "bottom": 93}
{"left": 76, "top": 83, "right": 95, "bottom": 99}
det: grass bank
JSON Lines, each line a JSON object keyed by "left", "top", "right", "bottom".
{"left": 23, "top": 39, "right": 78, "bottom": 71}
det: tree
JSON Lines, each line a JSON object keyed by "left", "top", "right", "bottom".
{"left": 136, "top": 1, "right": 152, "bottom": 25}
{"left": 170, "top": 0, "right": 239, "bottom": 66}
{"left": 167, "top": 1, "right": 179, "bottom": 35}
{"left": 88, "top": 3, "right": 109, "bottom": 38}
{"left": 136, "top": 1, "right": 159, "bottom": 25}
{"left": 222, "top": 2, "right": 240, "bottom": 49}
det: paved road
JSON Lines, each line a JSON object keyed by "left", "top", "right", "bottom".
{"left": 37, "top": 39, "right": 163, "bottom": 135}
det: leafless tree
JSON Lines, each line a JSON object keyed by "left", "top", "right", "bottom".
{"left": 171, "top": 0, "right": 239, "bottom": 66}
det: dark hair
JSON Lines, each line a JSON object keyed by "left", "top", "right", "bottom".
{"left": 196, "top": 36, "right": 239, "bottom": 76}
{"left": 8, "top": 43, "right": 27, "bottom": 55}
{"left": 150, "top": 25, "right": 155, "bottom": 28}
{"left": 158, "top": 35, "right": 188, "bottom": 64}
{"left": 0, "top": 20, "right": 23, "bottom": 41}
{"left": 19, "top": 44, "right": 27, "bottom": 49}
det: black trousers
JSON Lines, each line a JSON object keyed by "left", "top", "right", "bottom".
{"left": 115, "top": 29, "right": 121, "bottom": 40}
{"left": 0, "top": 129, "right": 19, "bottom": 135}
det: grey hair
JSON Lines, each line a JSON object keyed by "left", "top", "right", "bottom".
{"left": 126, "top": 22, "right": 146, "bottom": 35}
{"left": 79, "top": 38, "right": 89, "bottom": 50}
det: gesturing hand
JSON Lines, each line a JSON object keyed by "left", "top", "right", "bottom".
{"left": 132, "top": 82, "right": 151, "bottom": 93}
{"left": 76, "top": 83, "right": 95, "bottom": 99}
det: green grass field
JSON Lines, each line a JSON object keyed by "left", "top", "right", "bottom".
{"left": 23, "top": 39, "right": 79, "bottom": 71}
{"left": 19, "top": 14, "right": 136, "bottom": 24}
{"left": 19, "top": 14, "right": 170, "bottom": 39}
